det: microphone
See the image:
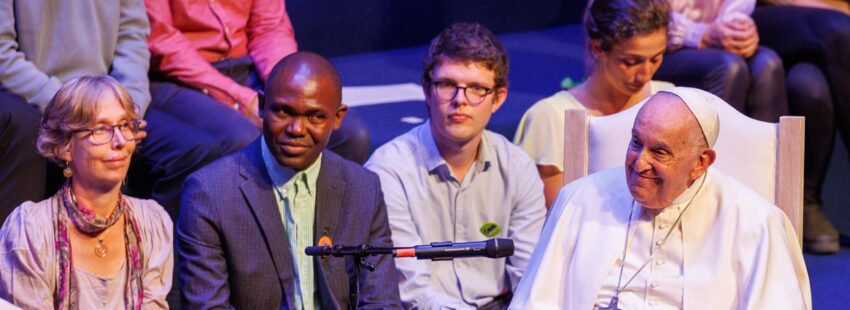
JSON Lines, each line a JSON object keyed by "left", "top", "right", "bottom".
{"left": 394, "top": 238, "right": 514, "bottom": 261}
{"left": 304, "top": 238, "right": 514, "bottom": 261}
{"left": 304, "top": 246, "right": 335, "bottom": 256}
{"left": 305, "top": 244, "right": 392, "bottom": 257}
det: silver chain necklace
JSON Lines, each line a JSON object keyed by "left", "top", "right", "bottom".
{"left": 598, "top": 176, "right": 707, "bottom": 310}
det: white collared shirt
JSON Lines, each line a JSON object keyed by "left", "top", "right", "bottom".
{"left": 366, "top": 122, "right": 546, "bottom": 309}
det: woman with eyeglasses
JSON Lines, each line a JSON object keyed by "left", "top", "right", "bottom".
{"left": 0, "top": 76, "right": 172, "bottom": 309}
{"left": 514, "top": 0, "right": 674, "bottom": 208}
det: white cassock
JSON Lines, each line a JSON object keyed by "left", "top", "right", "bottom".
{"left": 510, "top": 167, "right": 811, "bottom": 310}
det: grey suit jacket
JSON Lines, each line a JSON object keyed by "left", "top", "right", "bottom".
{"left": 178, "top": 139, "right": 402, "bottom": 309}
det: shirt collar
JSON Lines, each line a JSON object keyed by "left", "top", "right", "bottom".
{"left": 261, "top": 138, "right": 322, "bottom": 195}
{"left": 419, "top": 120, "right": 492, "bottom": 174}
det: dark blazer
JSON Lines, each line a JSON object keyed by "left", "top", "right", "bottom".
{"left": 178, "top": 139, "right": 402, "bottom": 309}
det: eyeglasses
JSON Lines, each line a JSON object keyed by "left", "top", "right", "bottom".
{"left": 72, "top": 119, "right": 141, "bottom": 145}
{"left": 431, "top": 81, "right": 495, "bottom": 106}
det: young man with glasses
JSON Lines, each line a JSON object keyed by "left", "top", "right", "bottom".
{"left": 365, "top": 23, "right": 546, "bottom": 309}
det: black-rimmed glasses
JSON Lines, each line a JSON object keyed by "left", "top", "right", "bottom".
{"left": 431, "top": 81, "right": 495, "bottom": 106}
{"left": 72, "top": 119, "right": 142, "bottom": 145}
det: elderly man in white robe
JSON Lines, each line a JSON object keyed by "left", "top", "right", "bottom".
{"left": 510, "top": 87, "right": 811, "bottom": 310}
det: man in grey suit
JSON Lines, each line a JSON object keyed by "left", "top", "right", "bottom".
{"left": 178, "top": 52, "right": 402, "bottom": 309}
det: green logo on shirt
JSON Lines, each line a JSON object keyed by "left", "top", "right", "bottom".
{"left": 480, "top": 222, "right": 500, "bottom": 238}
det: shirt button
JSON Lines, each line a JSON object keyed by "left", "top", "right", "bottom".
{"left": 202, "top": 88, "right": 209, "bottom": 95}
{"left": 650, "top": 281, "right": 661, "bottom": 288}
{"left": 225, "top": 26, "right": 231, "bottom": 33}
{"left": 658, "top": 224, "right": 668, "bottom": 230}
{"left": 655, "top": 259, "right": 665, "bottom": 265}
{"left": 655, "top": 240, "right": 663, "bottom": 246}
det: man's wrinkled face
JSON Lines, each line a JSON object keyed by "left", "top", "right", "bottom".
{"left": 624, "top": 95, "right": 705, "bottom": 208}
{"left": 263, "top": 71, "right": 346, "bottom": 171}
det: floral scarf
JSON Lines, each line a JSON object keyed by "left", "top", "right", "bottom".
{"left": 54, "top": 182, "right": 144, "bottom": 309}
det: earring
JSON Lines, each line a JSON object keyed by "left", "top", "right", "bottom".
{"left": 63, "top": 161, "right": 73, "bottom": 178}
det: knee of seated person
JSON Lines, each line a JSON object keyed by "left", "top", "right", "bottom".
{"left": 328, "top": 125, "right": 371, "bottom": 164}
{"left": 328, "top": 110, "right": 371, "bottom": 163}
{"left": 347, "top": 125, "right": 371, "bottom": 163}
{"left": 0, "top": 99, "right": 41, "bottom": 135}
{"left": 343, "top": 119, "right": 371, "bottom": 147}
{"left": 823, "top": 14, "right": 850, "bottom": 48}
{"left": 146, "top": 144, "right": 221, "bottom": 180}
{"left": 176, "top": 137, "right": 224, "bottom": 171}
{"left": 714, "top": 51, "right": 750, "bottom": 82}
{"left": 750, "top": 48, "right": 785, "bottom": 78}
{"left": 221, "top": 123, "right": 260, "bottom": 154}
{"left": 233, "top": 129, "right": 261, "bottom": 152}
{"left": 787, "top": 63, "right": 831, "bottom": 109}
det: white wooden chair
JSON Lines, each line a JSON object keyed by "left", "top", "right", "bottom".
{"left": 562, "top": 89, "right": 805, "bottom": 243}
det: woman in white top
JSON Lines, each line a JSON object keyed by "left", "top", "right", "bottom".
{"left": 0, "top": 76, "right": 173, "bottom": 309}
{"left": 515, "top": 0, "right": 674, "bottom": 207}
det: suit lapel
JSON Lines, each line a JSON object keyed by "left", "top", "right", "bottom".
{"left": 239, "top": 140, "right": 297, "bottom": 309}
{"left": 314, "top": 151, "right": 345, "bottom": 243}
{"left": 313, "top": 152, "right": 347, "bottom": 307}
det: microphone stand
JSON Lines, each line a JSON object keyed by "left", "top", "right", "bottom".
{"left": 307, "top": 239, "right": 513, "bottom": 309}
{"left": 319, "top": 245, "right": 394, "bottom": 310}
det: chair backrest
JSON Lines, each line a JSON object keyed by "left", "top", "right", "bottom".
{"left": 562, "top": 92, "right": 804, "bottom": 242}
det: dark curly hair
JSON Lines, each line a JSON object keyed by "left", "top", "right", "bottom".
{"left": 584, "top": 0, "right": 670, "bottom": 52}
{"left": 422, "top": 23, "right": 509, "bottom": 90}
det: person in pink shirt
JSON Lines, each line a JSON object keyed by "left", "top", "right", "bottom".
{"left": 146, "top": 0, "right": 297, "bottom": 127}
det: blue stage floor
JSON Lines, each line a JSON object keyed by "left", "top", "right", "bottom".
{"left": 331, "top": 24, "right": 850, "bottom": 308}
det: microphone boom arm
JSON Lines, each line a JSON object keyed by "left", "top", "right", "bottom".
{"left": 303, "top": 239, "right": 514, "bottom": 309}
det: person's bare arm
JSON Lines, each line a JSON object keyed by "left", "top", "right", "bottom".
{"left": 538, "top": 165, "right": 563, "bottom": 209}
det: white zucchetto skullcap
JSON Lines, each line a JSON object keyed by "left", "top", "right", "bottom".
{"left": 657, "top": 87, "right": 720, "bottom": 148}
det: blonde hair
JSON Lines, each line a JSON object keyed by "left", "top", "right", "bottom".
{"left": 37, "top": 76, "right": 138, "bottom": 164}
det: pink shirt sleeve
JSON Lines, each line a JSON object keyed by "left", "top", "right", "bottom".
{"left": 145, "top": 0, "right": 257, "bottom": 107}
{"left": 247, "top": 0, "right": 298, "bottom": 82}
{"left": 667, "top": 0, "right": 756, "bottom": 50}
